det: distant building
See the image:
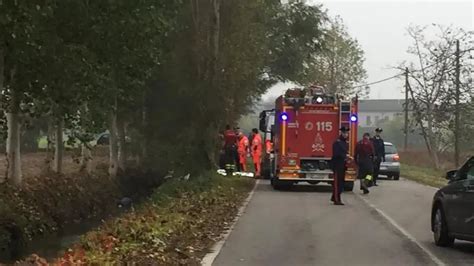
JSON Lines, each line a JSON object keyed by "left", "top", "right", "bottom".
{"left": 358, "top": 99, "right": 406, "bottom": 128}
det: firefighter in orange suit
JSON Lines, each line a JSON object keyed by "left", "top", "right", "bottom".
{"left": 265, "top": 139, "right": 272, "bottom": 155}
{"left": 237, "top": 131, "right": 249, "bottom": 172}
{"left": 251, "top": 128, "right": 263, "bottom": 177}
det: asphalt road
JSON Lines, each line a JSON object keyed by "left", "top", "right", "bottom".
{"left": 212, "top": 178, "right": 474, "bottom": 266}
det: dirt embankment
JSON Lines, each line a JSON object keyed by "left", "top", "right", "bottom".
{"left": 23, "top": 174, "right": 255, "bottom": 265}
{"left": 0, "top": 148, "right": 163, "bottom": 260}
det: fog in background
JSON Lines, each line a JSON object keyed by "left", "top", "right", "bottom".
{"left": 262, "top": 0, "right": 473, "bottom": 101}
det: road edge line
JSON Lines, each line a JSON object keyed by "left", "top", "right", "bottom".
{"left": 201, "top": 179, "right": 259, "bottom": 266}
{"left": 355, "top": 193, "right": 446, "bottom": 266}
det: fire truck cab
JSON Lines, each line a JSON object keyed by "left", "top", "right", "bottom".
{"left": 259, "top": 85, "right": 358, "bottom": 191}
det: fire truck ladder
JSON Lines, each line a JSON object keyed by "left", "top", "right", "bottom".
{"left": 339, "top": 100, "right": 354, "bottom": 155}
{"left": 339, "top": 100, "right": 351, "bottom": 131}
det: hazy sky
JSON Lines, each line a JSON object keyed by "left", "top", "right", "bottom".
{"left": 263, "top": 0, "right": 473, "bottom": 101}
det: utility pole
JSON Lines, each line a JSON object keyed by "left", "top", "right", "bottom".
{"left": 404, "top": 67, "right": 409, "bottom": 152}
{"left": 454, "top": 40, "right": 460, "bottom": 167}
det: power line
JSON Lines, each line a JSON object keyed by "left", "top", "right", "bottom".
{"left": 352, "top": 74, "right": 404, "bottom": 89}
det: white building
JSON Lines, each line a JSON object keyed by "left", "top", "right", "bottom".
{"left": 358, "top": 99, "right": 406, "bottom": 128}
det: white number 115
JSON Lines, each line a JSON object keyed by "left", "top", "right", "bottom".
{"left": 316, "top": 122, "right": 333, "bottom": 132}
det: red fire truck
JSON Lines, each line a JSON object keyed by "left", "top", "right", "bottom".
{"left": 259, "top": 85, "right": 358, "bottom": 191}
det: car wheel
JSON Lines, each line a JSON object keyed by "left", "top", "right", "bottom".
{"left": 393, "top": 174, "right": 400, "bottom": 180}
{"left": 433, "top": 206, "right": 455, "bottom": 247}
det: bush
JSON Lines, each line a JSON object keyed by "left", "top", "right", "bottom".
{"left": 0, "top": 169, "right": 164, "bottom": 259}
{"left": 50, "top": 173, "right": 254, "bottom": 265}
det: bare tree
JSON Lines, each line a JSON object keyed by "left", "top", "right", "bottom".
{"left": 401, "top": 24, "right": 473, "bottom": 168}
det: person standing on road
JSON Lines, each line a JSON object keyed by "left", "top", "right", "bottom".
{"left": 371, "top": 128, "right": 385, "bottom": 186}
{"left": 251, "top": 128, "right": 263, "bottom": 178}
{"left": 223, "top": 125, "right": 238, "bottom": 173}
{"left": 265, "top": 139, "right": 272, "bottom": 155}
{"left": 331, "top": 126, "right": 351, "bottom": 206}
{"left": 237, "top": 130, "right": 250, "bottom": 172}
{"left": 355, "top": 133, "right": 375, "bottom": 194}
{"left": 234, "top": 127, "right": 242, "bottom": 171}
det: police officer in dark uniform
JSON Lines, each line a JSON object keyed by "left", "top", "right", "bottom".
{"left": 371, "top": 128, "right": 385, "bottom": 186}
{"left": 331, "top": 126, "right": 351, "bottom": 205}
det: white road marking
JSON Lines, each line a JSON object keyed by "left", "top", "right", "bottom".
{"left": 201, "top": 179, "right": 259, "bottom": 266}
{"left": 355, "top": 193, "right": 446, "bottom": 266}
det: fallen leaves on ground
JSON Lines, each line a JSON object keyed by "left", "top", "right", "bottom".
{"left": 40, "top": 174, "right": 255, "bottom": 265}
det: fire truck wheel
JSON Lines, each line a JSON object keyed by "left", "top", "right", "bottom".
{"left": 271, "top": 179, "right": 293, "bottom": 190}
{"left": 343, "top": 181, "right": 354, "bottom": 192}
{"left": 263, "top": 169, "right": 272, "bottom": 179}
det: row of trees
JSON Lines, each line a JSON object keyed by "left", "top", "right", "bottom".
{"left": 240, "top": 15, "right": 368, "bottom": 133}
{"left": 1, "top": 1, "right": 182, "bottom": 185}
{"left": 402, "top": 24, "right": 473, "bottom": 168}
{"left": 1, "top": 0, "right": 358, "bottom": 185}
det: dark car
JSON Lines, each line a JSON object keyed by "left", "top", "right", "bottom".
{"left": 431, "top": 156, "right": 474, "bottom": 246}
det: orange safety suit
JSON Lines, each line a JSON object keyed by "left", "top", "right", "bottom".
{"left": 252, "top": 133, "right": 263, "bottom": 177}
{"left": 265, "top": 139, "right": 272, "bottom": 154}
{"left": 237, "top": 135, "right": 249, "bottom": 172}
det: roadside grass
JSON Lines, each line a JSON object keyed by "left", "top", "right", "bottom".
{"left": 39, "top": 173, "right": 255, "bottom": 265}
{"left": 401, "top": 164, "right": 448, "bottom": 188}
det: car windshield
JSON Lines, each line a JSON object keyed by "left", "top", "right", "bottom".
{"left": 385, "top": 145, "right": 397, "bottom": 154}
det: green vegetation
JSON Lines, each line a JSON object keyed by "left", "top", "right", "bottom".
{"left": 0, "top": 165, "right": 164, "bottom": 257}
{"left": 401, "top": 164, "right": 447, "bottom": 188}
{"left": 0, "top": 0, "right": 367, "bottom": 261}
{"left": 0, "top": 0, "right": 361, "bottom": 182}
{"left": 0, "top": 172, "right": 120, "bottom": 256}
{"left": 40, "top": 174, "right": 255, "bottom": 265}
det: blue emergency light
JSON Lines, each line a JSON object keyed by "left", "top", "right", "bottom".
{"left": 280, "top": 112, "right": 289, "bottom": 121}
{"left": 350, "top": 114, "right": 358, "bottom": 122}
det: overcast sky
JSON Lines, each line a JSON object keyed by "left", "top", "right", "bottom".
{"left": 262, "top": 0, "right": 473, "bottom": 101}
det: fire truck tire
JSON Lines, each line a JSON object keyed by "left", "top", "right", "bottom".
{"left": 344, "top": 181, "right": 354, "bottom": 192}
{"left": 271, "top": 179, "right": 293, "bottom": 190}
{"left": 263, "top": 169, "right": 271, "bottom": 179}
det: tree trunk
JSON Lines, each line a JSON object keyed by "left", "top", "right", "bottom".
{"left": 139, "top": 95, "right": 148, "bottom": 167}
{"left": 117, "top": 116, "right": 126, "bottom": 172}
{"left": 108, "top": 108, "right": 119, "bottom": 178}
{"left": 52, "top": 119, "right": 64, "bottom": 173}
{"left": 406, "top": 82, "right": 440, "bottom": 169}
{"left": 426, "top": 109, "right": 440, "bottom": 169}
{"left": 44, "top": 119, "right": 54, "bottom": 169}
{"left": 46, "top": 121, "right": 54, "bottom": 153}
{"left": 0, "top": 49, "right": 4, "bottom": 182}
{"left": 0, "top": 48, "right": 4, "bottom": 102}
{"left": 6, "top": 62, "right": 22, "bottom": 184}
{"left": 80, "top": 143, "right": 93, "bottom": 174}
{"left": 209, "top": 0, "right": 221, "bottom": 85}
{"left": 6, "top": 112, "right": 21, "bottom": 185}
{"left": 6, "top": 87, "right": 22, "bottom": 188}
